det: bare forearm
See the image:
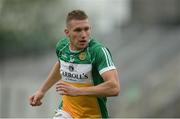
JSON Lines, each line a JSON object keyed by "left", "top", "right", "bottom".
{"left": 38, "top": 61, "right": 61, "bottom": 93}
{"left": 80, "top": 70, "right": 120, "bottom": 97}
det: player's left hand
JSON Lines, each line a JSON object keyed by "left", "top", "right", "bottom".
{"left": 55, "top": 81, "right": 81, "bottom": 96}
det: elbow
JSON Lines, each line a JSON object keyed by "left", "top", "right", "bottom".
{"left": 113, "top": 80, "right": 120, "bottom": 96}
{"left": 111, "top": 87, "right": 120, "bottom": 96}
{"left": 109, "top": 83, "right": 120, "bottom": 96}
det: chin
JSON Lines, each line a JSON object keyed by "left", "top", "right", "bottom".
{"left": 82, "top": 45, "right": 88, "bottom": 49}
{"left": 79, "top": 44, "right": 87, "bottom": 49}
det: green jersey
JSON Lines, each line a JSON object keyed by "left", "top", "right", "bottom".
{"left": 56, "top": 37, "right": 116, "bottom": 118}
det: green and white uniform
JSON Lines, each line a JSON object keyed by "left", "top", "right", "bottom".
{"left": 56, "top": 37, "right": 116, "bottom": 118}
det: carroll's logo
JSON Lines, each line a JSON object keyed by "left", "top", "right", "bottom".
{"left": 69, "top": 65, "right": 74, "bottom": 72}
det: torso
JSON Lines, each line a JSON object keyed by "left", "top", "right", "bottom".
{"left": 56, "top": 37, "right": 114, "bottom": 118}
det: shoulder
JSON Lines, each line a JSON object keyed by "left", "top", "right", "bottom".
{"left": 88, "top": 37, "right": 111, "bottom": 62}
{"left": 88, "top": 37, "right": 111, "bottom": 58}
{"left": 56, "top": 37, "right": 69, "bottom": 51}
{"left": 88, "top": 37, "right": 105, "bottom": 53}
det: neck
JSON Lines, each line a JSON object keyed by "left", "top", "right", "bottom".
{"left": 69, "top": 45, "right": 83, "bottom": 52}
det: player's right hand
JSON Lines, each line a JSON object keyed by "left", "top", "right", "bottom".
{"left": 29, "top": 91, "right": 44, "bottom": 106}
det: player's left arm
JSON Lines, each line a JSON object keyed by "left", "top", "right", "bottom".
{"left": 80, "top": 69, "right": 120, "bottom": 96}
{"left": 56, "top": 69, "right": 120, "bottom": 97}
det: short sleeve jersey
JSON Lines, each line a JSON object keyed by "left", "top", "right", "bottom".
{"left": 56, "top": 37, "right": 116, "bottom": 118}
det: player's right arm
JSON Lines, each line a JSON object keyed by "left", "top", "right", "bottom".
{"left": 29, "top": 61, "right": 61, "bottom": 106}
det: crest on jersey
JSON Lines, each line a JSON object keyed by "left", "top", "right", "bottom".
{"left": 79, "top": 52, "right": 86, "bottom": 60}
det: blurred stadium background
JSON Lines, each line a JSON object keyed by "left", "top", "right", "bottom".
{"left": 0, "top": 0, "right": 180, "bottom": 118}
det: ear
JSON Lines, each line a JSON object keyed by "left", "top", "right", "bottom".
{"left": 64, "top": 28, "right": 70, "bottom": 37}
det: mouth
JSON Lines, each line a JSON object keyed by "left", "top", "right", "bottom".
{"left": 79, "top": 40, "right": 87, "bottom": 44}
{"left": 79, "top": 40, "right": 87, "bottom": 43}
{"left": 79, "top": 40, "right": 88, "bottom": 47}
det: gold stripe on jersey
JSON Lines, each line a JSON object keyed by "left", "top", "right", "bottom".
{"left": 61, "top": 82, "right": 101, "bottom": 118}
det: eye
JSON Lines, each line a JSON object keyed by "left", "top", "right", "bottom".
{"left": 84, "top": 27, "right": 89, "bottom": 31}
{"left": 74, "top": 28, "right": 82, "bottom": 32}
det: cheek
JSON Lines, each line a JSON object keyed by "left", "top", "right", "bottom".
{"left": 70, "top": 35, "right": 79, "bottom": 44}
{"left": 72, "top": 34, "right": 80, "bottom": 41}
{"left": 69, "top": 34, "right": 75, "bottom": 40}
{"left": 85, "top": 31, "right": 90, "bottom": 37}
{"left": 70, "top": 32, "right": 78, "bottom": 37}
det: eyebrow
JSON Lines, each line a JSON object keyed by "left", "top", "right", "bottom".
{"left": 73, "top": 27, "right": 90, "bottom": 32}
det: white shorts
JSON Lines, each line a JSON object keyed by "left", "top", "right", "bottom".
{"left": 53, "top": 109, "right": 72, "bottom": 119}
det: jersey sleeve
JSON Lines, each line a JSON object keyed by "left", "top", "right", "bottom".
{"left": 94, "top": 47, "right": 116, "bottom": 75}
{"left": 55, "top": 37, "right": 69, "bottom": 58}
{"left": 56, "top": 41, "right": 61, "bottom": 57}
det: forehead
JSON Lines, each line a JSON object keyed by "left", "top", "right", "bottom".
{"left": 68, "top": 19, "right": 90, "bottom": 29}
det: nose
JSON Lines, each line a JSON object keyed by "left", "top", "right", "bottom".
{"left": 80, "top": 31, "right": 87, "bottom": 39}
{"left": 81, "top": 30, "right": 86, "bottom": 36}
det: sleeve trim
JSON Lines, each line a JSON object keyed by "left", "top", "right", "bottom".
{"left": 99, "top": 66, "right": 116, "bottom": 75}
